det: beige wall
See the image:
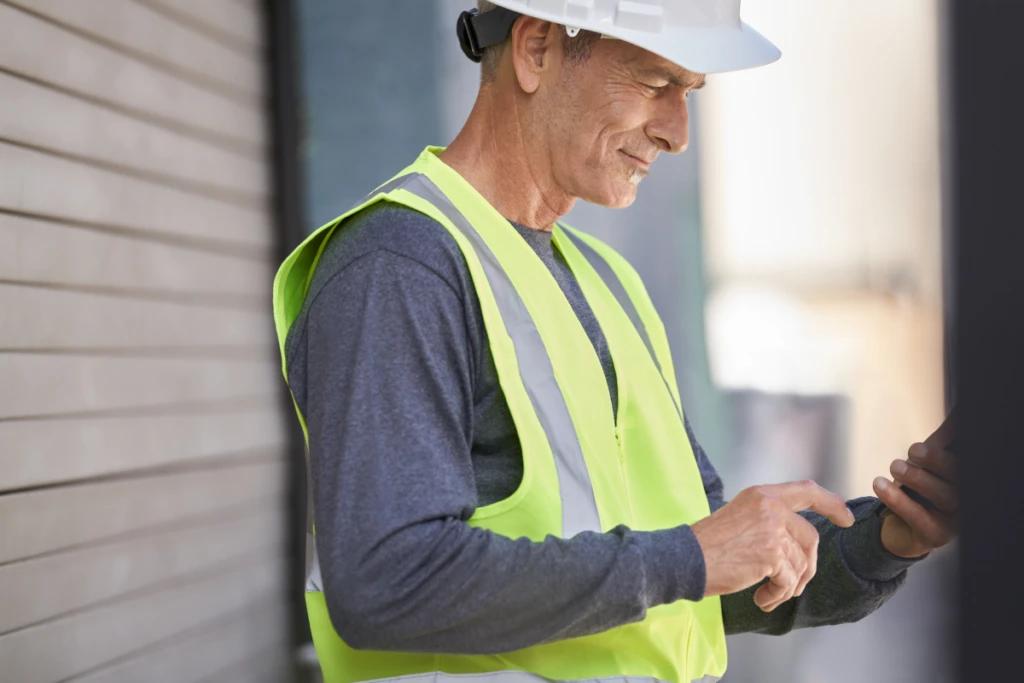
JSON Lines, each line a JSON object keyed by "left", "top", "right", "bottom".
{"left": 698, "top": 0, "right": 946, "bottom": 497}
{"left": 0, "top": 1, "right": 291, "bottom": 680}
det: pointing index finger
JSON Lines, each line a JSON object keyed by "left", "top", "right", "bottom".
{"left": 763, "top": 480, "right": 856, "bottom": 528}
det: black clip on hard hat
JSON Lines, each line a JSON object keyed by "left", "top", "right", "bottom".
{"left": 457, "top": 7, "right": 521, "bottom": 63}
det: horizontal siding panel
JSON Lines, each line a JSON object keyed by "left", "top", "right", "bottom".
{"left": 0, "top": 143, "right": 272, "bottom": 250}
{"left": 0, "top": 2, "right": 264, "bottom": 147}
{"left": 0, "top": 214, "right": 273, "bottom": 295}
{"left": 0, "top": 286, "right": 275, "bottom": 350}
{"left": 6, "top": 0, "right": 263, "bottom": 100}
{"left": 0, "top": 561, "right": 282, "bottom": 683}
{"left": 0, "top": 508, "right": 283, "bottom": 634}
{"left": 0, "top": 72, "right": 267, "bottom": 197}
{"left": 0, "top": 354, "right": 277, "bottom": 418}
{"left": 133, "top": 0, "right": 264, "bottom": 54}
{"left": 65, "top": 600, "right": 286, "bottom": 683}
{"left": 0, "top": 1, "right": 283, "bottom": 681}
{"left": 197, "top": 647, "right": 289, "bottom": 683}
{"left": 0, "top": 460, "right": 285, "bottom": 564}
{"left": 0, "top": 410, "right": 284, "bottom": 493}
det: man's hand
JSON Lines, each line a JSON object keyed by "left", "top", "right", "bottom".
{"left": 875, "top": 428, "right": 958, "bottom": 559}
{"left": 691, "top": 481, "right": 855, "bottom": 612}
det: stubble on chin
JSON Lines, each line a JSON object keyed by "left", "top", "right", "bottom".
{"left": 627, "top": 167, "right": 648, "bottom": 186}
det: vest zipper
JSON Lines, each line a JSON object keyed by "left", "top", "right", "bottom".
{"left": 614, "top": 427, "right": 634, "bottom": 519}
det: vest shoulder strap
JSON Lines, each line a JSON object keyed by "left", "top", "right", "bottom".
{"left": 557, "top": 224, "right": 684, "bottom": 413}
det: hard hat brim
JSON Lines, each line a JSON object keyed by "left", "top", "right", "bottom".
{"left": 598, "top": 21, "right": 781, "bottom": 75}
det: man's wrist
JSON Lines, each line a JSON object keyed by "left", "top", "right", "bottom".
{"left": 841, "top": 500, "right": 926, "bottom": 582}
{"left": 879, "top": 514, "right": 932, "bottom": 559}
{"left": 633, "top": 525, "right": 707, "bottom": 605}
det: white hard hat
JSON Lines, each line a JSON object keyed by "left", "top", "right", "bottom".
{"left": 457, "top": 0, "right": 780, "bottom": 75}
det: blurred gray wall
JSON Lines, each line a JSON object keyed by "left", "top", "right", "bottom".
{"left": 297, "top": 1, "right": 443, "bottom": 227}
{"left": 0, "top": 1, "right": 290, "bottom": 680}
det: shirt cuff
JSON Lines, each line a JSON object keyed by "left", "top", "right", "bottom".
{"left": 840, "top": 499, "right": 928, "bottom": 583}
{"left": 634, "top": 525, "right": 707, "bottom": 605}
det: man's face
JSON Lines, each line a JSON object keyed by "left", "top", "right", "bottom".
{"left": 542, "top": 39, "right": 705, "bottom": 209}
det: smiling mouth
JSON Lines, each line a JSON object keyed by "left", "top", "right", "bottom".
{"left": 620, "top": 151, "right": 652, "bottom": 169}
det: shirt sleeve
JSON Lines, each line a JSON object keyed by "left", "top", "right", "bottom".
{"left": 721, "top": 498, "right": 925, "bottom": 635}
{"left": 685, "top": 417, "right": 924, "bottom": 635}
{"left": 294, "top": 240, "right": 709, "bottom": 655}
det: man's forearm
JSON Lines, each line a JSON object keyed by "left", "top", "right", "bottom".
{"left": 320, "top": 519, "right": 706, "bottom": 653}
{"left": 721, "top": 496, "right": 924, "bottom": 635}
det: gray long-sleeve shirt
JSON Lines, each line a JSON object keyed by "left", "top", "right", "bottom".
{"left": 284, "top": 202, "right": 922, "bottom": 654}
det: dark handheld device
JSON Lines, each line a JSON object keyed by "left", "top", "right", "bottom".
{"left": 881, "top": 407, "right": 956, "bottom": 516}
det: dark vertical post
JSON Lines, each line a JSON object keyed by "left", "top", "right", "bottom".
{"left": 263, "top": 0, "right": 312, "bottom": 676}
{"left": 949, "top": 1, "right": 1024, "bottom": 679}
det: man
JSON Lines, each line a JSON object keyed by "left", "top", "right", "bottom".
{"left": 273, "top": 2, "right": 958, "bottom": 682}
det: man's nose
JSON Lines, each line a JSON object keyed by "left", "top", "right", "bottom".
{"left": 645, "top": 93, "right": 691, "bottom": 155}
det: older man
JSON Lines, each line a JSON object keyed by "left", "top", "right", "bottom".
{"left": 273, "top": 2, "right": 958, "bottom": 682}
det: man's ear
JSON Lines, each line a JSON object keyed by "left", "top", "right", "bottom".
{"left": 509, "top": 17, "right": 559, "bottom": 94}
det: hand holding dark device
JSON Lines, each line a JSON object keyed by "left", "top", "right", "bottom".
{"left": 881, "top": 407, "right": 957, "bottom": 517}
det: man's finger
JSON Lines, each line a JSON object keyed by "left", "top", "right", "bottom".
{"left": 784, "top": 510, "right": 820, "bottom": 549}
{"left": 907, "top": 443, "right": 957, "bottom": 482}
{"left": 755, "top": 554, "right": 798, "bottom": 612}
{"left": 761, "top": 481, "right": 855, "bottom": 528}
{"left": 784, "top": 507, "right": 821, "bottom": 596}
{"left": 891, "top": 459, "right": 958, "bottom": 511}
{"left": 754, "top": 550, "right": 797, "bottom": 610}
{"left": 795, "top": 549, "right": 817, "bottom": 598}
{"left": 791, "top": 522, "right": 819, "bottom": 597}
{"left": 755, "top": 579, "right": 788, "bottom": 611}
{"left": 758, "top": 536, "right": 806, "bottom": 611}
{"left": 873, "top": 476, "right": 951, "bottom": 547}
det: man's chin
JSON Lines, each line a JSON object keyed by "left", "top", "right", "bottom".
{"left": 584, "top": 181, "right": 640, "bottom": 209}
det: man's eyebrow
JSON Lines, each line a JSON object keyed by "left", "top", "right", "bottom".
{"left": 640, "top": 65, "right": 706, "bottom": 89}
{"left": 679, "top": 72, "right": 706, "bottom": 89}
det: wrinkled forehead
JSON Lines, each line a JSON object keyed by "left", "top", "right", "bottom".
{"left": 593, "top": 35, "right": 707, "bottom": 87}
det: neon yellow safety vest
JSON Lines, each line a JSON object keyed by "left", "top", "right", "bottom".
{"left": 272, "top": 147, "right": 727, "bottom": 683}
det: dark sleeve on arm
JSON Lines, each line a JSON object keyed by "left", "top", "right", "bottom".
{"left": 685, "top": 419, "right": 924, "bottom": 635}
{"left": 296, "top": 234, "right": 708, "bottom": 654}
{"left": 721, "top": 498, "right": 925, "bottom": 635}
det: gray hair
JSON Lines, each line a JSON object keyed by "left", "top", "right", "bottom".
{"left": 476, "top": 0, "right": 600, "bottom": 84}
{"left": 478, "top": 1, "right": 504, "bottom": 83}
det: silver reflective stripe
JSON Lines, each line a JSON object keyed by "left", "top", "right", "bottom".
{"left": 355, "top": 174, "right": 422, "bottom": 208}
{"left": 396, "top": 172, "right": 602, "bottom": 538}
{"left": 302, "top": 172, "right": 605, "bottom": 593}
{"left": 350, "top": 671, "right": 717, "bottom": 683}
{"left": 559, "top": 228, "right": 681, "bottom": 416}
{"left": 305, "top": 533, "right": 323, "bottom": 592}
